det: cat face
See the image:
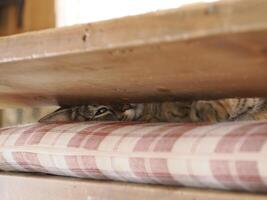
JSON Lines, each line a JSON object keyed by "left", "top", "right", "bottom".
{"left": 39, "top": 98, "right": 267, "bottom": 123}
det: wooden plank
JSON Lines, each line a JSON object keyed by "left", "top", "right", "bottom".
{"left": 0, "top": 0, "right": 267, "bottom": 107}
{"left": 0, "top": 172, "right": 266, "bottom": 200}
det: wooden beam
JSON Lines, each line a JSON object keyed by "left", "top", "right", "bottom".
{"left": 0, "top": 173, "right": 266, "bottom": 200}
{"left": 0, "top": 0, "right": 267, "bottom": 107}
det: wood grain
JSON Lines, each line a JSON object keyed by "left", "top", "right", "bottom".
{"left": 0, "top": 172, "right": 266, "bottom": 200}
{"left": 0, "top": 0, "right": 267, "bottom": 107}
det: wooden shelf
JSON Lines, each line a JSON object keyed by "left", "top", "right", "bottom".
{"left": 0, "top": 0, "right": 267, "bottom": 107}
{"left": 0, "top": 172, "right": 266, "bottom": 200}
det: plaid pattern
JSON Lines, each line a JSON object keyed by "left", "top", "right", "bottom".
{"left": 0, "top": 121, "right": 267, "bottom": 192}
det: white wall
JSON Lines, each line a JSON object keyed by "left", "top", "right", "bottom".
{"left": 56, "top": 0, "right": 218, "bottom": 27}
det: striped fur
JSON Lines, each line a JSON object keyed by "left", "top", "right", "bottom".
{"left": 190, "top": 98, "right": 267, "bottom": 122}
{"left": 39, "top": 98, "right": 267, "bottom": 123}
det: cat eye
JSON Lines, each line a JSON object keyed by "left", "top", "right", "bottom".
{"left": 96, "top": 108, "right": 108, "bottom": 115}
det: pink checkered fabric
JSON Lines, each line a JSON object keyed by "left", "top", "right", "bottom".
{"left": 0, "top": 121, "right": 267, "bottom": 192}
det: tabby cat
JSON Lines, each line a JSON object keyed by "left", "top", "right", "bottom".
{"left": 39, "top": 98, "right": 267, "bottom": 123}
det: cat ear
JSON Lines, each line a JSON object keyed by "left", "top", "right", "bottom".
{"left": 39, "top": 107, "right": 73, "bottom": 123}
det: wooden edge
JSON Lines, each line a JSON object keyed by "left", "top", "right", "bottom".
{"left": 1, "top": 0, "right": 267, "bottom": 62}
{"left": 0, "top": 0, "right": 267, "bottom": 107}
{"left": 0, "top": 172, "right": 266, "bottom": 200}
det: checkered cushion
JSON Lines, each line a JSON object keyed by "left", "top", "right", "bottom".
{"left": 0, "top": 121, "right": 266, "bottom": 192}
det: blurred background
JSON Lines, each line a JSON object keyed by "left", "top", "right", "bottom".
{"left": 0, "top": 0, "right": 217, "bottom": 127}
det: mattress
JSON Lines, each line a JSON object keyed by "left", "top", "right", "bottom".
{"left": 0, "top": 121, "right": 266, "bottom": 192}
